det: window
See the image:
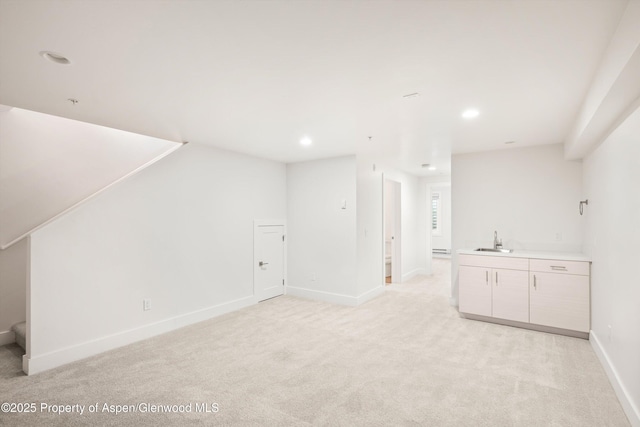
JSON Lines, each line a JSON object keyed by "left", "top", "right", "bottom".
{"left": 431, "top": 192, "right": 442, "bottom": 236}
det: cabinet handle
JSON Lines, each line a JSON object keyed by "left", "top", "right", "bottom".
{"left": 550, "top": 265, "right": 567, "bottom": 271}
{"left": 533, "top": 274, "right": 537, "bottom": 290}
{"left": 485, "top": 270, "right": 488, "bottom": 284}
{"left": 495, "top": 271, "right": 498, "bottom": 285}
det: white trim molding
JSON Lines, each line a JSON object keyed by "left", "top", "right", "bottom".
{"left": 590, "top": 330, "right": 640, "bottom": 427}
{"left": 23, "top": 296, "right": 255, "bottom": 375}
{"left": 286, "top": 285, "right": 385, "bottom": 307}
{"left": 286, "top": 286, "right": 358, "bottom": 306}
{"left": 356, "top": 286, "right": 385, "bottom": 305}
{"left": 253, "top": 219, "right": 287, "bottom": 227}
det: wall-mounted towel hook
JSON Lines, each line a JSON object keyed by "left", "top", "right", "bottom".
{"left": 579, "top": 199, "right": 588, "bottom": 215}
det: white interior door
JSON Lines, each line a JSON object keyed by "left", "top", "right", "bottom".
{"left": 254, "top": 224, "right": 284, "bottom": 302}
{"left": 383, "top": 178, "right": 402, "bottom": 283}
{"left": 390, "top": 180, "right": 402, "bottom": 283}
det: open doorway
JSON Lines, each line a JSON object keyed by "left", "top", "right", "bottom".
{"left": 383, "top": 179, "right": 401, "bottom": 284}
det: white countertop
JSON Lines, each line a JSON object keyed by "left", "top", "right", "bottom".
{"left": 457, "top": 248, "right": 591, "bottom": 262}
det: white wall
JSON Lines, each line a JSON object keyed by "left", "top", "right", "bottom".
{"left": 356, "top": 156, "right": 385, "bottom": 299}
{"left": 286, "top": 156, "right": 358, "bottom": 304}
{"left": 286, "top": 155, "right": 386, "bottom": 305}
{"left": 417, "top": 178, "right": 431, "bottom": 275}
{"left": 0, "top": 237, "right": 27, "bottom": 345}
{"left": 0, "top": 106, "right": 180, "bottom": 249}
{"left": 384, "top": 170, "right": 429, "bottom": 281}
{"left": 451, "top": 144, "right": 583, "bottom": 305}
{"left": 583, "top": 106, "right": 640, "bottom": 426}
{"left": 27, "top": 143, "right": 286, "bottom": 374}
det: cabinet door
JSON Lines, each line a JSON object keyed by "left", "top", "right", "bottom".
{"left": 492, "top": 269, "right": 529, "bottom": 323}
{"left": 530, "top": 272, "right": 590, "bottom": 332}
{"left": 459, "top": 266, "right": 491, "bottom": 317}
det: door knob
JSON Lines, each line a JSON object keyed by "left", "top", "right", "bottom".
{"left": 259, "top": 261, "right": 269, "bottom": 267}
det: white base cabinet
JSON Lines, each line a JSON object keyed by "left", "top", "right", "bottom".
{"left": 530, "top": 269, "right": 590, "bottom": 333}
{"left": 459, "top": 266, "right": 491, "bottom": 317}
{"left": 493, "top": 268, "right": 529, "bottom": 323}
{"left": 459, "top": 254, "right": 590, "bottom": 334}
{"left": 459, "top": 256, "right": 529, "bottom": 323}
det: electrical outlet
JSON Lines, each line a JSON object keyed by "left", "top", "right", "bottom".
{"left": 555, "top": 232, "right": 563, "bottom": 241}
{"left": 310, "top": 273, "right": 316, "bottom": 282}
{"left": 143, "top": 299, "right": 151, "bottom": 311}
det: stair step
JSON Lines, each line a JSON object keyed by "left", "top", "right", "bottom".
{"left": 11, "top": 321, "right": 26, "bottom": 351}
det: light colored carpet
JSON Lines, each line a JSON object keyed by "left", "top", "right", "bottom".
{"left": 0, "top": 259, "right": 630, "bottom": 426}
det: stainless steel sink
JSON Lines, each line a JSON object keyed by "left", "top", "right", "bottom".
{"left": 474, "top": 248, "right": 513, "bottom": 253}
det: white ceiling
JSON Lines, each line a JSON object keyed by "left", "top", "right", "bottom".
{"left": 0, "top": 0, "right": 628, "bottom": 176}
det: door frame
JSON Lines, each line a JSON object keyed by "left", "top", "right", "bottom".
{"left": 383, "top": 177, "right": 402, "bottom": 284}
{"left": 253, "top": 219, "right": 287, "bottom": 303}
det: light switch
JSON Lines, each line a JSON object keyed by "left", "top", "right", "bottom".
{"left": 341, "top": 199, "right": 347, "bottom": 209}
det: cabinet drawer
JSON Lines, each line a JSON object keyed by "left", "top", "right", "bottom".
{"left": 529, "top": 259, "right": 590, "bottom": 276}
{"left": 459, "top": 254, "right": 528, "bottom": 271}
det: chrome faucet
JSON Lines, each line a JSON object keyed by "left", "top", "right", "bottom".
{"left": 493, "top": 230, "right": 503, "bottom": 249}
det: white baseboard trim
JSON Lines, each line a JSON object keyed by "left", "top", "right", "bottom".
{"left": 23, "top": 295, "right": 255, "bottom": 375}
{"left": 286, "top": 286, "right": 358, "bottom": 306}
{"left": 286, "top": 285, "right": 386, "bottom": 307}
{"left": 357, "top": 286, "right": 385, "bottom": 305}
{"left": 0, "top": 330, "right": 15, "bottom": 346}
{"left": 590, "top": 330, "right": 639, "bottom": 426}
{"left": 402, "top": 268, "right": 426, "bottom": 282}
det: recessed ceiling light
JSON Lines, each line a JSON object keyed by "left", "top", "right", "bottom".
{"left": 300, "top": 136, "right": 312, "bottom": 146}
{"left": 461, "top": 108, "right": 479, "bottom": 119}
{"left": 403, "top": 92, "right": 420, "bottom": 99}
{"left": 428, "top": 166, "right": 436, "bottom": 171}
{"left": 421, "top": 163, "right": 430, "bottom": 168}
{"left": 505, "top": 140, "right": 516, "bottom": 145}
{"left": 39, "top": 51, "right": 71, "bottom": 65}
